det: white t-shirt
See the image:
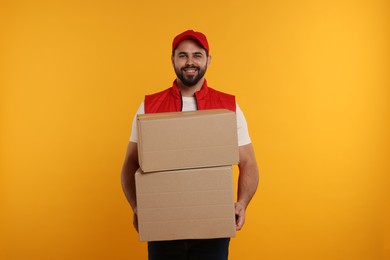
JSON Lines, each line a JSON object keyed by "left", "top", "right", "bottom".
{"left": 130, "top": 97, "right": 251, "bottom": 146}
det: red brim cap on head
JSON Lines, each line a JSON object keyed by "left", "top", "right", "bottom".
{"left": 172, "top": 30, "right": 209, "bottom": 53}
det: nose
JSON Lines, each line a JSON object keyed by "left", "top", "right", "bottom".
{"left": 185, "top": 56, "right": 194, "bottom": 66}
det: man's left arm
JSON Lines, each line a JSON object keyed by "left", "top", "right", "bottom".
{"left": 235, "top": 143, "right": 259, "bottom": 230}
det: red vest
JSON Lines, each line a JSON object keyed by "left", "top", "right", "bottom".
{"left": 144, "top": 79, "right": 236, "bottom": 113}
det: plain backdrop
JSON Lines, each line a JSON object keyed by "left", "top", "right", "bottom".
{"left": 1, "top": 0, "right": 389, "bottom": 259}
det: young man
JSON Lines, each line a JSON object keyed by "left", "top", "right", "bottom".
{"left": 121, "top": 30, "right": 259, "bottom": 260}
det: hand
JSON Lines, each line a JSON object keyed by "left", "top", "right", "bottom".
{"left": 235, "top": 202, "right": 246, "bottom": 231}
{"left": 133, "top": 208, "right": 139, "bottom": 232}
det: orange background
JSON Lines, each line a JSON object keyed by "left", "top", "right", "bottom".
{"left": 1, "top": 0, "right": 389, "bottom": 259}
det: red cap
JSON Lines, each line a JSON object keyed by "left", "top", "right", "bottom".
{"left": 172, "top": 30, "right": 209, "bottom": 53}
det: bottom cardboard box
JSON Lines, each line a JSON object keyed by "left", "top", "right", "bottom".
{"left": 135, "top": 166, "right": 236, "bottom": 242}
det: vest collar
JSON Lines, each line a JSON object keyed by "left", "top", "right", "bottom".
{"left": 171, "top": 79, "right": 209, "bottom": 98}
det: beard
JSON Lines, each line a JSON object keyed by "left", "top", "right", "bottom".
{"left": 174, "top": 64, "right": 208, "bottom": 87}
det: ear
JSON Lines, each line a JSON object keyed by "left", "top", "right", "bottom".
{"left": 207, "top": 55, "right": 212, "bottom": 67}
{"left": 171, "top": 54, "right": 174, "bottom": 65}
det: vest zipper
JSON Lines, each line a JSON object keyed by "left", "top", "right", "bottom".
{"left": 194, "top": 92, "right": 199, "bottom": 110}
{"left": 180, "top": 92, "right": 183, "bottom": 111}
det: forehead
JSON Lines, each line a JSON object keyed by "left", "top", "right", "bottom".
{"left": 174, "top": 39, "right": 207, "bottom": 54}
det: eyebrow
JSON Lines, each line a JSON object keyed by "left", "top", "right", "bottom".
{"left": 177, "top": 51, "right": 204, "bottom": 56}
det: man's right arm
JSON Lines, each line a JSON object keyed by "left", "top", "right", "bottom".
{"left": 121, "top": 141, "right": 140, "bottom": 231}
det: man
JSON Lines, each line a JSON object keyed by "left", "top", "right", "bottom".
{"left": 121, "top": 30, "right": 259, "bottom": 260}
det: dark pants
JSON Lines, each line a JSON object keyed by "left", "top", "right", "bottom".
{"left": 148, "top": 238, "right": 230, "bottom": 260}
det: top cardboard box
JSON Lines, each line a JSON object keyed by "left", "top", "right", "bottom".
{"left": 137, "top": 109, "right": 239, "bottom": 172}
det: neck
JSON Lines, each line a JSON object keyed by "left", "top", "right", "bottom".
{"left": 176, "top": 78, "right": 205, "bottom": 97}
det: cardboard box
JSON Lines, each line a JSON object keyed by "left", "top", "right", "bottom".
{"left": 137, "top": 109, "right": 239, "bottom": 172}
{"left": 135, "top": 166, "right": 236, "bottom": 242}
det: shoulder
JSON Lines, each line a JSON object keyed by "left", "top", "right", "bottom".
{"left": 207, "top": 86, "right": 236, "bottom": 105}
{"left": 145, "top": 87, "right": 172, "bottom": 99}
{"left": 207, "top": 86, "right": 235, "bottom": 99}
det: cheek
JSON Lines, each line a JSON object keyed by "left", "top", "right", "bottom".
{"left": 173, "top": 63, "right": 182, "bottom": 72}
{"left": 174, "top": 60, "right": 185, "bottom": 68}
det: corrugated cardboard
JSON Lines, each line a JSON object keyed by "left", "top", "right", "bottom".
{"left": 135, "top": 166, "right": 236, "bottom": 242}
{"left": 137, "top": 109, "right": 239, "bottom": 172}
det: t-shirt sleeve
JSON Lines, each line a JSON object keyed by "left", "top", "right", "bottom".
{"left": 129, "top": 101, "right": 145, "bottom": 143}
{"left": 236, "top": 103, "right": 252, "bottom": 146}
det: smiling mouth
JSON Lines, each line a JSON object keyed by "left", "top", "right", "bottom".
{"left": 183, "top": 67, "right": 198, "bottom": 75}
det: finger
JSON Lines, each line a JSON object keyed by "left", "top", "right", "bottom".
{"left": 133, "top": 213, "right": 139, "bottom": 232}
{"left": 236, "top": 216, "right": 243, "bottom": 230}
